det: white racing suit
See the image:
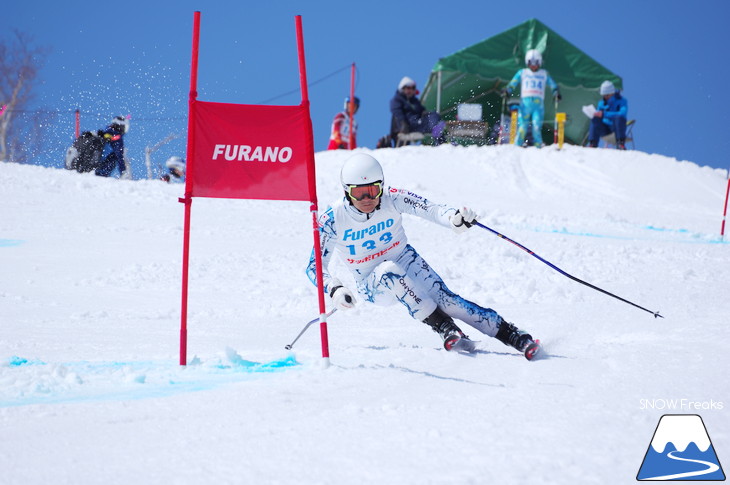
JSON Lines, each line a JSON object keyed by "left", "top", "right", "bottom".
{"left": 306, "top": 187, "right": 502, "bottom": 337}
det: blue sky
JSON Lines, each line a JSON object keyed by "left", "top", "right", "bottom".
{"left": 7, "top": 0, "right": 730, "bottom": 178}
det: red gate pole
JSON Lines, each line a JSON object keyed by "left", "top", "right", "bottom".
{"left": 348, "top": 63, "right": 356, "bottom": 150}
{"left": 296, "top": 15, "right": 330, "bottom": 362}
{"left": 74, "top": 109, "right": 80, "bottom": 139}
{"left": 721, "top": 173, "right": 730, "bottom": 241}
{"left": 179, "top": 11, "right": 201, "bottom": 366}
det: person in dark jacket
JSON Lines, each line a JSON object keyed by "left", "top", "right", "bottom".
{"left": 588, "top": 81, "right": 628, "bottom": 149}
{"left": 95, "top": 115, "right": 131, "bottom": 178}
{"left": 389, "top": 77, "right": 446, "bottom": 145}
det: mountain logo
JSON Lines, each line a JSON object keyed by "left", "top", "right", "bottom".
{"left": 637, "top": 414, "right": 725, "bottom": 481}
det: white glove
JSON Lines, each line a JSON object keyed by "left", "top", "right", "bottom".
{"left": 450, "top": 207, "right": 477, "bottom": 233}
{"left": 328, "top": 279, "right": 357, "bottom": 310}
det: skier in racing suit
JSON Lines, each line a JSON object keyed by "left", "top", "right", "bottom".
{"left": 503, "top": 49, "right": 560, "bottom": 148}
{"left": 306, "top": 153, "right": 540, "bottom": 358}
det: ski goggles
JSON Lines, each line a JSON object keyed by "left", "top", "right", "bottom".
{"left": 346, "top": 182, "right": 383, "bottom": 201}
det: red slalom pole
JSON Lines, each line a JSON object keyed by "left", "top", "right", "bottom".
{"left": 74, "top": 109, "right": 80, "bottom": 139}
{"left": 348, "top": 63, "right": 356, "bottom": 150}
{"left": 178, "top": 10, "right": 201, "bottom": 366}
{"left": 721, "top": 173, "right": 730, "bottom": 240}
{"left": 296, "top": 15, "right": 330, "bottom": 361}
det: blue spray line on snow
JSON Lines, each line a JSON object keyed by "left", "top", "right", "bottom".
{"left": 641, "top": 225, "right": 728, "bottom": 243}
{"left": 0, "top": 239, "right": 24, "bottom": 247}
{"left": 0, "top": 354, "right": 301, "bottom": 408}
{"left": 6, "top": 356, "right": 46, "bottom": 366}
{"left": 526, "top": 225, "right": 729, "bottom": 245}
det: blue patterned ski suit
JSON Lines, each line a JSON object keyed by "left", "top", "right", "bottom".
{"left": 306, "top": 188, "right": 503, "bottom": 337}
{"left": 506, "top": 68, "right": 559, "bottom": 147}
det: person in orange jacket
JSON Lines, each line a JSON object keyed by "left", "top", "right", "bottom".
{"left": 328, "top": 97, "right": 359, "bottom": 150}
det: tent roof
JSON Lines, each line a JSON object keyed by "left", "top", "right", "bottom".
{"left": 420, "top": 19, "right": 623, "bottom": 145}
{"left": 428, "top": 18, "right": 621, "bottom": 90}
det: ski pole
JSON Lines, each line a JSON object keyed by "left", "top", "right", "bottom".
{"left": 498, "top": 92, "right": 506, "bottom": 145}
{"left": 720, "top": 171, "right": 730, "bottom": 240}
{"left": 285, "top": 308, "right": 338, "bottom": 350}
{"left": 473, "top": 221, "right": 664, "bottom": 318}
{"left": 553, "top": 96, "right": 559, "bottom": 144}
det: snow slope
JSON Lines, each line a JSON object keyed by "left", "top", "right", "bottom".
{"left": 1, "top": 145, "right": 728, "bottom": 485}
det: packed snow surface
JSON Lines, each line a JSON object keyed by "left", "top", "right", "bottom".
{"left": 1, "top": 144, "right": 728, "bottom": 484}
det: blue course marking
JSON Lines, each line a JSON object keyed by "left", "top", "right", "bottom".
{"left": 528, "top": 225, "right": 729, "bottom": 245}
{"left": 0, "top": 239, "right": 24, "bottom": 247}
{"left": 545, "top": 227, "right": 632, "bottom": 240}
{"left": 0, "top": 354, "right": 301, "bottom": 408}
{"left": 6, "top": 356, "right": 46, "bottom": 366}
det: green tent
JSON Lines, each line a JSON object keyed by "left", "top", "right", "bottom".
{"left": 420, "top": 18, "right": 622, "bottom": 146}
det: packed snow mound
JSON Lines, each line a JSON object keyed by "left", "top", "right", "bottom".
{"left": 1, "top": 144, "right": 728, "bottom": 485}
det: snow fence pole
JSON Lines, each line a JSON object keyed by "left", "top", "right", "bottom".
{"left": 720, "top": 173, "right": 730, "bottom": 240}
{"left": 473, "top": 221, "right": 664, "bottom": 318}
{"left": 498, "top": 93, "right": 506, "bottom": 145}
{"left": 553, "top": 96, "right": 559, "bottom": 144}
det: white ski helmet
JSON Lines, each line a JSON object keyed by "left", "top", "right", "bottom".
{"left": 525, "top": 49, "right": 542, "bottom": 67}
{"left": 599, "top": 80, "right": 616, "bottom": 96}
{"left": 340, "top": 153, "right": 384, "bottom": 190}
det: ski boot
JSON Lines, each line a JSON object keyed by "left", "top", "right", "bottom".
{"left": 495, "top": 319, "right": 541, "bottom": 360}
{"left": 423, "top": 308, "right": 474, "bottom": 352}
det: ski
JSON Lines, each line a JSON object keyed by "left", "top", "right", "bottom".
{"left": 444, "top": 334, "right": 478, "bottom": 353}
{"left": 444, "top": 334, "right": 543, "bottom": 359}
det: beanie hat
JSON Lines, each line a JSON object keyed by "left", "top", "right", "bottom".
{"left": 165, "top": 156, "right": 186, "bottom": 172}
{"left": 599, "top": 81, "right": 616, "bottom": 96}
{"left": 111, "top": 115, "right": 130, "bottom": 133}
{"left": 398, "top": 76, "right": 416, "bottom": 91}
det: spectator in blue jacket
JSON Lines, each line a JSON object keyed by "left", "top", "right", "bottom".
{"left": 389, "top": 76, "right": 446, "bottom": 145}
{"left": 588, "top": 81, "right": 628, "bottom": 149}
{"left": 95, "top": 115, "right": 131, "bottom": 178}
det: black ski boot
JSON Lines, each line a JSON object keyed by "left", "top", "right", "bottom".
{"left": 495, "top": 319, "right": 541, "bottom": 360}
{"left": 423, "top": 308, "right": 468, "bottom": 351}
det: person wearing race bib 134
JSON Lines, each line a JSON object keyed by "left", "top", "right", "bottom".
{"left": 503, "top": 49, "right": 560, "bottom": 148}
{"left": 305, "top": 153, "right": 541, "bottom": 360}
